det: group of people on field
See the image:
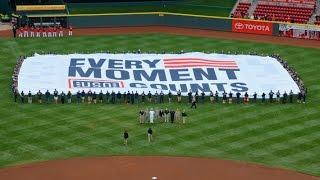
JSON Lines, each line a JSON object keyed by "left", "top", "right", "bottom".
{"left": 139, "top": 108, "right": 187, "bottom": 124}
{"left": 13, "top": 25, "right": 73, "bottom": 38}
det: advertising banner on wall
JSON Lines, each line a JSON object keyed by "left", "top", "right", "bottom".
{"left": 232, "top": 19, "right": 273, "bottom": 35}
{"left": 17, "top": 52, "right": 300, "bottom": 97}
{"left": 279, "top": 23, "right": 320, "bottom": 40}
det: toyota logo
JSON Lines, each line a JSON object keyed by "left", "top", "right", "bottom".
{"left": 235, "top": 22, "right": 244, "bottom": 30}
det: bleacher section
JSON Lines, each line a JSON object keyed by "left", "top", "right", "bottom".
{"left": 231, "top": 2, "right": 251, "bottom": 18}
{"left": 253, "top": 0, "right": 316, "bottom": 24}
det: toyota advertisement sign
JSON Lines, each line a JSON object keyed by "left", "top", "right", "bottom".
{"left": 232, "top": 19, "right": 273, "bottom": 35}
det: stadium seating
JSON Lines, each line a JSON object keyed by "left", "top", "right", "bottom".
{"left": 253, "top": 1, "right": 315, "bottom": 24}
{"left": 231, "top": 2, "right": 251, "bottom": 18}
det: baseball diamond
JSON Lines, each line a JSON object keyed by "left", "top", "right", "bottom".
{"left": 0, "top": 0, "right": 320, "bottom": 179}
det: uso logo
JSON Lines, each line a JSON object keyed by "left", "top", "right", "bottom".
{"left": 232, "top": 19, "right": 273, "bottom": 35}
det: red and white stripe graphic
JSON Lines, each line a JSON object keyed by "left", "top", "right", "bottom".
{"left": 164, "top": 58, "right": 238, "bottom": 69}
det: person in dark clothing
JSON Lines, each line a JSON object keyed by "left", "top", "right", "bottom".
{"left": 154, "top": 91, "right": 159, "bottom": 103}
{"left": 87, "top": 90, "right": 92, "bottom": 104}
{"left": 45, "top": 90, "right": 50, "bottom": 103}
{"left": 117, "top": 91, "right": 121, "bottom": 103}
{"left": 261, "top": 92, "right": 266, "bottom": 103}
{"left": 67, "top": 91, "right": 72, "bottom": 104}
{"left": 126, "top": 91, "right": 131, "bottom": 104}
{"left": 147, "top": 128, "right": 153, "bottom": 142}
{"left": 253, "top": 92, "right": 257, "bottom": 103}
{"left": 134, "top": 91, "right": 139, "bottom": 103}
{"left": 182, "top": 110, "right": 187, "bottom": 124}
{"left": 28, "top": 91, "right": 32, "bottom": 104}
{"left": 276, "top": 90, "right": 281, "bottom": 102}
{"left": 37, "top": 90, "right": 43, "bottom": 104}
{"left": 236, "top": 92, "right": 241, "bottom": 104}
{"left": 201, "top": 91, "right": 205, "bottom": 103}
{"left": 289, "top": 90, "right": 293, "bottom": 103}
{"left": 188, "top": 90, "right": 192, "bottom": 103}
{"left": 209, "top": 91, "right": 214, "bottom": 103}
{"left": 222, "top": 91, "right": 227, "bottom": 104}
{"left": 195, "top": 91, "right": 199, "bottom": 103}
{"left": 297, "top": 92, "right": 302, "bottom": 103}
{"left": 106, "top": 91, "right": 110, "bottom": 103}
{"left": 12, "top": 26, "right": 17, "bottom": 38}
{"left": 13, "top": 89, "right": 18, "bottom": 102}
{"left": 99, "top": 90, "right": 103, "bottom": 103}
{"left": 244, "top": 92, "right": 249, "bottom": 103}
{"left": 92, "top": 91, "right": 97, "bottom": 104}
{"left": 168, "top": 91, "right": 172, "bottom": 103}
{"left": 20, "top": 91, "right": 25, "bottom": 103}
{"left": 147, "top": 91, "right": 152, "bottom": 102}
{"left": 77, "top": 90, "right": 81, "bottom": 103}
{"left": 141, "top": 91, "right": 145, "bottom": 103}
{"left": 215, "top": 91, "right": 219, "bottom": 103}
{"left": 160, "top": 91, "right": 164, "bottom": 103}
{"left": 269, "top": 90, "right": 274, "bottom": 103}
{"left": 123, "top": 130, "right": 129, "bottom": 145}
{"left": 123, "top": 91, "right": 127, "bottom": 103}
{"left": 60, "top": 91, "right": 65, "bottom": 104}
{"left": 190, "top": 95, "right": 197, "bottom": 109}
{"left": 302, "top": 91, "right": 306, "bottom": 103}
{"left": 111, "top": 91, "right": 116, "bottom": 104}
{"left": 130, "top": 91, "right": 135, "bottom": 104}
{"left": 282, "top": 91, "right": 288, "bottom": 104}
{"left": 170, "top": 110, "right": 175, "bottom": 123}
{"left": 177, "top": 90, "right": 181, "bottom": 103}
{"left": 228, "top": 92, "right": 233, "bottom": 104}
{"left": 81, "top": 90, "right": 85, "bottom": 103}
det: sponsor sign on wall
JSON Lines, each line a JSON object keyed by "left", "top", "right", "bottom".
{"left": 232, "top": 19, "right": 273, "bottom": 35}
{"left": 18, "top": 52, "right": 299, "bottom": 97}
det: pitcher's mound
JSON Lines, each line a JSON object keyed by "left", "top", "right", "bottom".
{"left": 0, "top": 156, "right": 316, "bottom": 180}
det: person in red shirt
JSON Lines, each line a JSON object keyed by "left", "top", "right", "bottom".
{"left": 36, "top": 26, "right": 40, "bottom": 37}
{"left": 18, "top": 27, "right": 23, "bottom": 38}
{"left": 53, "top": 26, "right": 57, "bottom": 37}
{"left": 48, "top": 26, "right": 52, "bottom": 37}
{"left": 68, "top": 25, "right": 73, "bottom": 36}
{"left": 41, "top": 27, "right": 46, "bottom": 37}
{"left": 23, "top": 25, "right": 28, "bottom": 37}
{"left": 30, "top": 26, "right": 35, "bottom": 37}
{"left": 58, "top": 25, "right": 64, "bottom": 37}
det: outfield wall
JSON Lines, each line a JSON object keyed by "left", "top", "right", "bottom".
{"left": 68, "top": 13, "right": 232, "bottom": 32}
{"left": 27, "top": 12, "right": 296, "bottom": 37}
{"left": 67, "top": 12, "right": 281, "bottom": 36}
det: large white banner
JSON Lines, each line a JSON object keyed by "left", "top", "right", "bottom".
{"left": 18, "top": 52, "right": 300, "bottom": 97}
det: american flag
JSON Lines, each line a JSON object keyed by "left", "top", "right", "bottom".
{"left": 164, "top": 58, "right": 238, "bottom": 69}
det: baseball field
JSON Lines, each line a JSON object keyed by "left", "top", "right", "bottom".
{"left": 0, "top": 30, "right": 319, "bottom": 178}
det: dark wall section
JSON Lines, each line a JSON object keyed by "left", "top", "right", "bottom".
{"left": 163, "top": 15, "right": 231, "bottom": 31}
{"left": 69, "top": 14, "right": 160, "bottom": 28}
{"left": 272, "top": 23, "right": 279, "bottom": 36}
{"left": 69, "top": 14, "right": 231, "bottom": 32}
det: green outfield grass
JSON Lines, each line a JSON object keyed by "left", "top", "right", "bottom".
{"left": 67, "top": 0, "right": 236, "bottom": 16}
{"left": 0, "top": 34, "right": 319, "bottom": 176}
